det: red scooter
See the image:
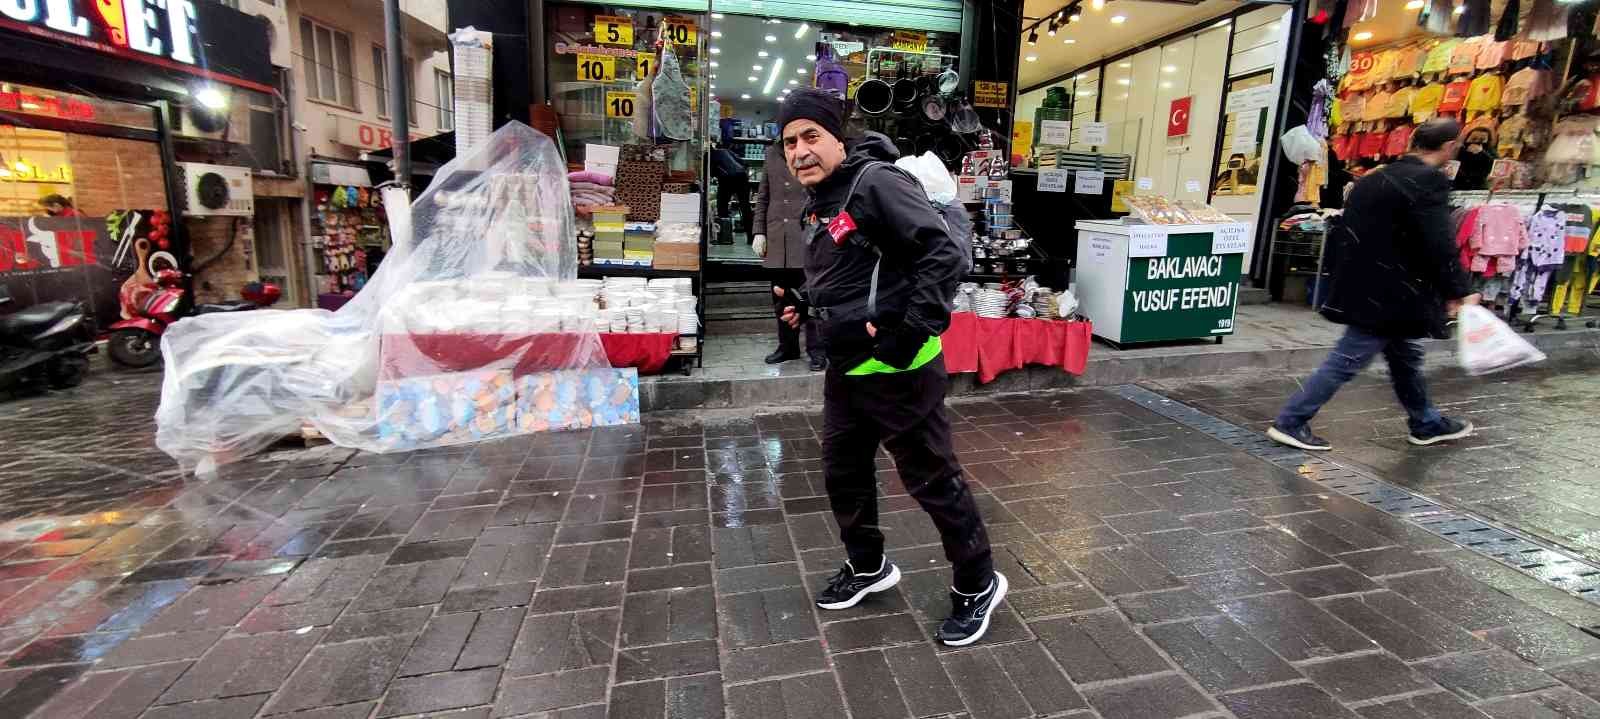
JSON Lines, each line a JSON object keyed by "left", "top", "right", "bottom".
{"left": 108, "top": 270, "right": 282, "bottom": 368}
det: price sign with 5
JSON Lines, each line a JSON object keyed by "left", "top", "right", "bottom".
{"left": 594, "top": 15, "right": 633, "bottom": 46}
{"left": 606, "top": 91, "right": 638, "bottom": 118}
{"left": 662, "top": 18, "right": 697, "bottom": 45}
{"left": 577, "top": 53, "right": 614, "bottom": 82}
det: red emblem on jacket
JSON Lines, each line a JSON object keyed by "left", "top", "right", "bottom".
{"left": 827, "top": 211, "right": 858, "bottom": 246}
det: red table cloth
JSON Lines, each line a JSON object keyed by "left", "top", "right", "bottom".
{"left": 940, "top": 313, "right": 1092, "bottom": 384}
{"left": 380, "top": 332, "right": 678, "bottom": 380}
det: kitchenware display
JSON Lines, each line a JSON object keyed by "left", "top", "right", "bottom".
{"left": 892, "top": 79, "right": 919, "bottom": 111}
{"left": 856, "top": 78, "right": 894, "bottom": 115}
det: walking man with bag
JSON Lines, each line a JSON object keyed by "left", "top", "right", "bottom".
{"left": 1268, "top": 118, "right": 1481, "bottom": 451}
{"left": 773, "top": 88, "right": 1004, "bottom": 645}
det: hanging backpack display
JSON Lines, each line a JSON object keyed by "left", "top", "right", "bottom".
{"left": 653, "top": 45, "right": 694, "bottom": 141}
{"left": 814, "top": 44, "right": 849, "bottom": 99}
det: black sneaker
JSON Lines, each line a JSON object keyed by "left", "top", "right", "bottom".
{"left": 1267, "top": 423, "right": 1332, "bottom": 451}
{"left": 765, "top": 347, "right": 800, "bottom": 364}
{"left": 936, "top": 572, "right": 1009, "bottom": 647}
{"left": 816, "top": 559, "right": 901, "bottom": 610}
{"left": 1408, "top": 417, "right": 1474, "bottom": 446}
{"left": 808, "top": 354, "right": 828, "bottom": 372}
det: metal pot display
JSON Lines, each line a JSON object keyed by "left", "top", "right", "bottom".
{"left": 892, "top": 79, "right": 919, "bottom": 111}
{"left": 856, "top": 78, "right": 893, "bottom": 116}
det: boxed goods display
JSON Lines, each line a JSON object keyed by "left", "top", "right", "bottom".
{"left": 376, "top": 369, "right": 517, "bottom": 449}
{"left": 515, "top": 368, "right": 641, "bottom": 432}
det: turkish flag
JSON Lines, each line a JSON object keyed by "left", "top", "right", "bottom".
{"left": 1168, "top": 96, "right": 1192, "bottom": 138}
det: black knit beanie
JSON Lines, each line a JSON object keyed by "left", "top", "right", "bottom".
{"left": 776, "top": 88, "right": 845, "bottom": 143}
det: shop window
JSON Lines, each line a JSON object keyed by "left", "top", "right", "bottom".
{"left": 300, "top": 18, "right": 358, "bottom": 109}
{"left": 373, "top": 47, "right": 417, "bottom": 125}
{"left": 435, "top": 71, "right": 455, "bottom": 131}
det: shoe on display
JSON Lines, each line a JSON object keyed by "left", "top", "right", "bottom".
{"left": 1267, "top": 423, "right": 1333, "bottom": 451}
{"left": 1408, "top": 417, "right": 1474, "bottom": 446}
{"left": 936, "top": 572, "right": 1009, "bottom": 647}
{"left": 808, "top": 354, "right": 828, "bottom": 372}
{"left": 815, "top": 559, "right": 901, "bottom": 610}
{"left": 765, "top": 347, "right": 800, "bottom": 364}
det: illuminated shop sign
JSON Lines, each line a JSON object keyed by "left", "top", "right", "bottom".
{"left": 0, "top": 88, "right": 96, "bottom": 121}
{"left": 0, "top": 0, "right": 201, "bottom": 64}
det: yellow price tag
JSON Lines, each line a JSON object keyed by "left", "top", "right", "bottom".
{"left": 577, "top": 53, "right": 614, "bottom": 82}
{"left": 890, "top": 30, "right": 928, "bottom": 53}
{"left": 662, "top": 18, "right": 697, "bottom": 45}
{"left": 594, "top": 15, "right": 633, "bottom": 46}
{"left": 635, "top": 53, "right": 653, "bottom": 79}
{"left": 605, "top": 91, "right": 638, "bottom": 118}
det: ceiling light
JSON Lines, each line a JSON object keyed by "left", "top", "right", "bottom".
{"left": 1077, "top": 90, "right": 1091, "bottom": 96}
{"left": 768, "top": 18, "right": 781, "bottom": 23}
{"left": 1063, "top": 38, "right": 1076, "bottom": 44}
{"left": 1118, "top": 62, "right": 1131, "bottom": 68}
{"left": 711, "top": 30, "right": 722, "bottom": 38}
{"left": 1025, "top": 54, "right": 1039, "bottom": 62}
{"left": 763, "top": 57, "right": 784, "bottom": 95}
{"left": 797, "top": 68, "right": 807, "bottom": 74}
{"left": 712, "top": 12, "right": 724, "bottom": 18}
{"left": 753, "top": 64, "right": 763, "bottom": 70}
{"left": 709, "top": 61, "right": 719, "bottom": 67}
{"left": 748, "top": 75, "right": 759, "bottom": 82}
{"left": 765, "top": 34, "right": 777, "bottom": 42}
{"left": 1092, "top": 0, "right": 1105, "bottom": 8}
{"left": 741, "top": 93, "right": 750, "bottom": 99}
{"left": 710, "top": 84, "right": 717, "bottom": 89}
{"left": 710, "top": 47, "right": 721, "bottom": 54}
{"left": 1027, "top": 30, "right": 1038, "bottom": 45}
{"left": 194, "top": 85, "right": 227, "bottom": 110}
{"left": 1110, "top": 14, "right": 1127, "bottom": 24}
{"left": 711, "top": 74, "right": 718, "bottom": 79}
{"left": 795, "top": 23, "right": 810, "bottom": 38}
{"left": 1405, "top": 0, "right": 1423, "bottom": 7}
{"left": 1212, "top": 18, "right": 1231, "bottom": 27}
{"left": 1077, "top": 73, "right": 1090, "bottom": 80}
{"left": 805, "top": 54, "right": 816, "bottom": 61}
{"left": 1070, "top": 11, "right": 1082, "bottom": 21}
{"left": 1353, "top": 30, "right": 1374, "bottom": 40}
{"left": 788, "top": 79, "right": 798, "bottom": 85}
{"left": 1047, "top": 20, "right": 1057, "bottom": 36}
{"left": 1116, "top": 78, "right": 1130, "bottom": 85}
{"left": 1452, "top": 3, "right": 1465, "bottom": 12}
{"left": 1119, "top": 93, "right": 1128, "bottom": 99}
{"left": 758, "top": 50, "right": 770, "bottom": 57}
{"left": 1160, "top": 81, "right": 1173, "bottom": 88}
{"left": 1163, "top": 65, "right": 1176, "bottom": 73}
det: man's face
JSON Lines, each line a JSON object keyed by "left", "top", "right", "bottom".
{"left": 42, "top": 203, "right": 63, "bottom": 216}
{"left": 782, "top": 119, "right": 845, "bottom": 187}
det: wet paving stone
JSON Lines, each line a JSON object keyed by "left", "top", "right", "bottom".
{"left": 5, "top": 375, "right": 1600, "bottom": 718}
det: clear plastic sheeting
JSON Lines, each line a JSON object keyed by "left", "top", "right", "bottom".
{"left": 156, "top": 122, "right": 636, "bottom": 476}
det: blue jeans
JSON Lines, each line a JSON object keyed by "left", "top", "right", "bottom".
{"left": 1276, "top": 326, "right": 1444, "bottom": 435}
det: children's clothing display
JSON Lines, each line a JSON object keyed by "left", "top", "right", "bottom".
{"left": 1455, "top": 203, "right": 1530, "bottom": 276}
{"left": 1510, "top": 206, "right": 1569, "bottom": 301}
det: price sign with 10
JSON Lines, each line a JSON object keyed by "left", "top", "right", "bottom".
{"left": 577, "top": 53, "right": 614, "bottom": 81}
{"left": 606, "top": 91, "right": 637, "bottom": 118}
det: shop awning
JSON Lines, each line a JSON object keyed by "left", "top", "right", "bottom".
{"left": 368, "top": 131, "right": 457, "bottom": 168}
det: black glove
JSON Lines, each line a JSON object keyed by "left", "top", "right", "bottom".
{"left": 777, "top": 287, "right": 809, "bottom": 318}
{"left": 873, "top": 323, "right": 930, "bottom": 370}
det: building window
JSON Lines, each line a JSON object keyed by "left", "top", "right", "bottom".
{"left": 436, "top": 71, "right": 454, "bottom": 131}
{"left": 300, "top": 18, "right": 357, "bottom": 109}
{"left": 372, "top": 47, "right": 417, "bottom": 125}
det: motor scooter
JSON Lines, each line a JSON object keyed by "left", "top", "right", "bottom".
{"left": 108, "top": 270, "right": 282, "bottom": 368}
{"left": 0, "top": 285, "right": 96, "bottom": 393}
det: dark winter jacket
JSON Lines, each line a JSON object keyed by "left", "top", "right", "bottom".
{"left": 798, "top": 132, "right": 964, "bottom": 369}
{"left": 1319, "top": 155, "right": 1474, "bottom": 339}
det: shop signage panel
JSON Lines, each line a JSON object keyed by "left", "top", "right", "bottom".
{"left": 1074, "top": 170, "right": 1104, "bottom": 195}
{"left": 890, "top": 30, "right": 928, "bottom": 53}
{"left": 335, "top": 118, "right": 424, "bottom": 151}
{"left": 605, "top": 91, "right": 638, "bottom": 118}
{"left": 0, "top": 0, "right": 273, "bottom": 91}
{"left": 1082, "top": 122, "right": 1108, "bottom": 146}
{"left": 1039, "top": 120, "right": 1070, "bottom": 145}
{"left": 1167, "top": 96, "right": 1192, "bottom": 137}
{"left": 594, "top": 15, "right": 633, "bottom": 46}
{"left": 1225, "top": 85, "right": 1274, "bottom": 113}
{"left": 1211, "top": 223, "right": 1250, "bottom": 254}
{"left": 662, "top": 17, "right": 697, "bottom": 45}
{"left": 636, "top": 54, "right": 653, "bottom": 79}
{"left": 0, "top": 212, "right": 183, "bottom": 332}
{"left": 1128, "top": 227, "right": 1168, "bottom": 258}
{"left": 1136, "top": 177, "right": 1153, "bottom": 191}
{"left": 1037, "top": 169, "right": 1067, "bottom": 193}
{"left": 1184, "top": 180, "right": 1203, "bottom": 193}
{"left": 1121, "top": 232, "right": 1241, "bottom": 343}
{"left": 1110, "top": 180, "right": 1134, "bottom": 212}
{"left": 577, "top": 53, "right": 616, "bottom": 82}
{"left": 973, "top": 81, "right": 1008, "bottom": 109}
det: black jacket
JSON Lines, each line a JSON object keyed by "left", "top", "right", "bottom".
{"left": 1319, "top": 155, "right": 1474, "bottom": 339}
{"left": 799, "top": 133, "right": 964, "bottom": 368}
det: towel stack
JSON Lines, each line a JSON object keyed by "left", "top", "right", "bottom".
{"left": 569, "top": 170, "right": 615, "bottom": 214}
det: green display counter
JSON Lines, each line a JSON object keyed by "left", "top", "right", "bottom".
{"left": 1074, "top": 220, "right": 1250, "bottom": 345}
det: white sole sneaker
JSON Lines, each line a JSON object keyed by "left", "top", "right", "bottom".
{"left": 1407, "top": 421, "right": 1474, "bottom": 446}
{"left": 1267, "top": 426, "right": 1332, "bottom": 451}
{"left": 941, "top": 571, "right": 1009, "bottom": 647}
{"left": 817, "top": 564, "right": 902, "bottom": 610}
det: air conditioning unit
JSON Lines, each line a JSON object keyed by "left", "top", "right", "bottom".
{"left": 239, "top": 0, "right": 293, "bottom": 68}
{"left": 178, "top": 163, "right": 255, "bottom": 217}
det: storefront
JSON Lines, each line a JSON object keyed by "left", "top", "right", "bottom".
{"left": 0, "top": 1, "right": 282, "bottom": 331}
{"left": 1287, "top": 0, "right": 1600, "bottom": 326}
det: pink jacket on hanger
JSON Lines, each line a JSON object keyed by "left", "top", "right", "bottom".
{"left": 1456, "top": 204, "right": 1529, "bottom": 275}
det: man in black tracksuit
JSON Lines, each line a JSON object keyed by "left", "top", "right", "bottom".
{"left": 774, "top": 89, "right": 1003, "bottom": 646}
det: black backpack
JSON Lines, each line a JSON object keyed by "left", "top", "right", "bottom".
{"left": 841, "top": 161, "right": 973, "bottom": 315}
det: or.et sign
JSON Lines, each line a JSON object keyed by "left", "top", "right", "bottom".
{"left": 337, "top": 118, "right": 423, "bottom": 151}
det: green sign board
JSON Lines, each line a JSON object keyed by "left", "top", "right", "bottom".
{"left": 1120, "top": 232, "right": 1241, "bottom": 343}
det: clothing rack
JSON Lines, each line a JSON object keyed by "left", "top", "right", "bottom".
{"left": 1449, "top": 188, "right": 1599, "bottom": 332}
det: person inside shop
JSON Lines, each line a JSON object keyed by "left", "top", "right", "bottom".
{"left": 38, "top": 195, "right": 80, "bottom": 217}
{"left": 754, "top": 140, "right": 827, "bottom": 371}
{"left": 1452, "top": 125, "right": 1496, "bottom": 191}
{"left": 773, "top": 88, "right": 1004, "bottom": 646}
{"left": 1268, "top": 118, "right": 1480, "bottom": 452}
{"left": 710, "top": 143, "right": 752, "bottom": 244}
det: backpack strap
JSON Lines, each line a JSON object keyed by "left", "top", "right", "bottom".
{"left": 841, "top": 161, "right": 889, "bottom": 316}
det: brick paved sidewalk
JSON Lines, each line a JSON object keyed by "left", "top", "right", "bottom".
{"left": 1, "top": 378, "right": 1599, "bottom": 718}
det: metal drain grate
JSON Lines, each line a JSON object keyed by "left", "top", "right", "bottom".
{"left": 1109, "top": 384, "right": 1600, "bottom": 615}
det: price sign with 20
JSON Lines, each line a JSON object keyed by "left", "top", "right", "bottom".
{"left": 606, "top": 91, "right": 638, "bottom": 118}
{"left": 577, "top": 53, "right": 614, "bottom": 82}
{"left": 662, "top": 18, "right": 697, "bottom": 45}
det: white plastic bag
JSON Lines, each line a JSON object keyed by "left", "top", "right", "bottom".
{"left": 1457, "top": 305, "right": 1546, "bottom": 375}
{"left": 1280, "top": 125, "right": 1320, "bottom": 166}
{"left": 895, "top": 152, "right": 959, "bottom": 205}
